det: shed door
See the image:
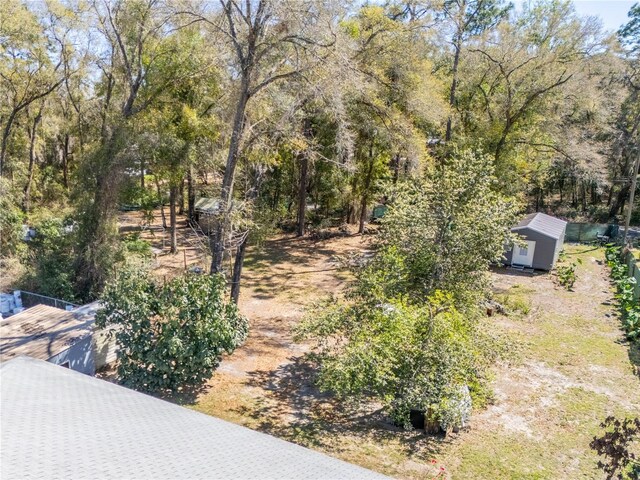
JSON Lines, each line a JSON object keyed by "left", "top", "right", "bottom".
{"left": 512, "top": 240, "right": 536, "bottom": 267}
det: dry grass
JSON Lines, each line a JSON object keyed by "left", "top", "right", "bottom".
{"left": 183, "top": 240, "right": 640, "bottom": 479}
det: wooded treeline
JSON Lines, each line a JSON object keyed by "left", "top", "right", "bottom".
{"left": 1, "top": 0, "right": 639, "bottom": 302}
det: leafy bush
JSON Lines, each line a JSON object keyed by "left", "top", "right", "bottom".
{"left": 122, "top": 233, "right": 152, "bottom": 257}
{"left": 96, "top": 268, "right": 249, "bottom": 394}
{"left": 297, "top": 291, "right": 505, "bottom": 432}
{"left": 556, "top": 259, "right": 582, "bottom": 290}
{"left": 20, "top": 217, "right": 77, "bottom": 302}
{"left": 605, "top": 245, "right": 640, "bottom": 342}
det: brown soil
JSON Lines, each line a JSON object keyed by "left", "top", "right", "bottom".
{"left": 118, "top": 209, "right": 210, "bottom": 278}
{"left": 194, "top": 229, "right": 373, "bottom": 426}
{"left": 114, "top": 216, "right": 639, "bottom": 479}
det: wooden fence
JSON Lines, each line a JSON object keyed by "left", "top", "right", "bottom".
{"left": 622, "top": 250, "right": 640, "bottom": 302}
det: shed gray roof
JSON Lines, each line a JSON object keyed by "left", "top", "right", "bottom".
{"left": 512, "top": 212, "right": 567, "bottom": 240}
{"left": 0, "top": 357, "right": 388, "bottom": 480}
{"left": 194, "top": 196, "right": 221, "bottom": 213}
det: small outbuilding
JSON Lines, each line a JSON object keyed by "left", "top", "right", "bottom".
{"left": 193, "top": 196, "right": 222, "bottom": 234}
{"left": 503, "top": 212, "right": 567, "bottom": 271}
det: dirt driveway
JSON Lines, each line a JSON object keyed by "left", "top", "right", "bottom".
{"left": 192, "top": 231, "right": 371, "bottom": 427}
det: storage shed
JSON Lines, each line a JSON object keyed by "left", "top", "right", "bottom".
{"left": 0, "top": 302, "right": 101, "bottom": 375}
{"left": 193, "top": 196, "right": 222, "bottom": 234}
{"left": 504, "top": 213, "right": 567, "bottom": 271}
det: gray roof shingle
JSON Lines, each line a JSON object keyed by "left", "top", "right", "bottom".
{"left": 1, "top": 357, "right": 389, "bottom": 480}
{"left": 512, "top": 212, "right": 567, "bottom": 239}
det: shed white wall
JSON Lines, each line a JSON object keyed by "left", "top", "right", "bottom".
{"left": 48, "top": 336, "right": 95, "bottom": 375}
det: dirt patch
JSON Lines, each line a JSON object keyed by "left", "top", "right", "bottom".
{"left": 192, "top": 230, "right": 373, "bottom": 427}
{"left": 118, "top": 209, "right": 211, "bottom": 279}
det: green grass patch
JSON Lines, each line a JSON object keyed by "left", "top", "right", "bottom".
{"left": 496, "top": 284, "right": 535, "bottom": 316}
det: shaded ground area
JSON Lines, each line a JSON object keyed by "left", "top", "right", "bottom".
{"left": 118, "top": 209, "right": 210, "bottom": 278}
{"left": 189, "top": 239, "right": 640, "bottom": 479}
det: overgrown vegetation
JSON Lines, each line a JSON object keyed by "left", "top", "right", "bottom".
{"left": 605, "top": 245, "right": 640, "bottom": 342}
{"left": 96, "top": 268, "right": 248, "bottom": 394}
{"left": 1, "top": 0, "right": 639, "bottom": 306}
{"left": 297, "top": 152, "right": 514, "bottom": 430}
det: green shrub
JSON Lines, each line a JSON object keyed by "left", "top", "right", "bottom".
{"left": 297, "top": 291, "right": 504, "bottom": 431}
{"left": 20, "top": 217, "right": 77, "bottom": 302}
{"left": 556, "top": 260, "right": 581, "bottom": 290}
{"left": 122, "top": 233, "right": 152, "bottom": 257}
{"left": 96, "top": 268, "right": 249, "bottom": 394}
{"left": 605, "top": 246, "right": 640, "bottom": 342}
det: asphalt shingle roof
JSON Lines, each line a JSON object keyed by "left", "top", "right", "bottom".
{"left": 512, "top": 212, "right": 567, "bottom": 240}
{"left": 0, "top": 357, "right": 389, "bottom": 480}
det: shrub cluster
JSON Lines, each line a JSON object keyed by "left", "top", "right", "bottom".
{"left": 97, "top": 268, "right": 249, "bottom": 394}
{"left": 297, "top": 151, "right": 516, "bottom": 432}
{"left": 605, "top": 245, "right": 640, "bottom": 342}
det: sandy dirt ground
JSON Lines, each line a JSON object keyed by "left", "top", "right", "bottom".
{"left": 187, "top": 240, "right": 640, "bottom": 479}
{"left": 114, "top": 215, "right": 639, "bottom": 479}
{"left": 193, "top": 230, "right": 373, "bottom": 428}
{"left": 118, "top": 209, "right": 211, "bottom": 278}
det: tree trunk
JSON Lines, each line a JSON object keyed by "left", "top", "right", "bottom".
{"left": 187, "top": 166, "right": 195, "bottom": 220}
{"left": 230, "top": 234, "right": 248, "bottom": 304}
{"left": 0, "top": 110, "right": 17, "bottom": 177}
{"left": 62, "top": 134, "right": 70, "bottom": 190}
{"left": 392, "top": 154, "right": 400, "bottom": 184}
{"left": 610, "top": 185, "right": 630, "bottom": 220}
{"left": 169, "top": 184, "right": 178, "bottom": 254}
{"left": 210, "top": 84, "right": 250, "bottom": 274}
{"left": 359, "top": 194, "right": 368, "bottom": 234}
{"left": 155, "top": 175, "right": 167, "bottom": 228}
{"left": 74, "top": 127, "right": 125, "bottom": 298}
{"left": 297, "top": 117, "right": 312, "bottom": 237}
{"left": 359, "top": 143, "right": 375, "bottom": 235}
{"left": 22, "top": 108, "right": 43, "bottom": 213}
{"left": 178, "top": 177, "right": 185, "bottom": 215}
{"left": 297, "top": 152, "right": 309, "bottom": 237}
{"left": 140, "top": 157, "right": 145, "bottom": 190}
{"left": 445, "top": 34, "right": 462, "bottom": 143}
